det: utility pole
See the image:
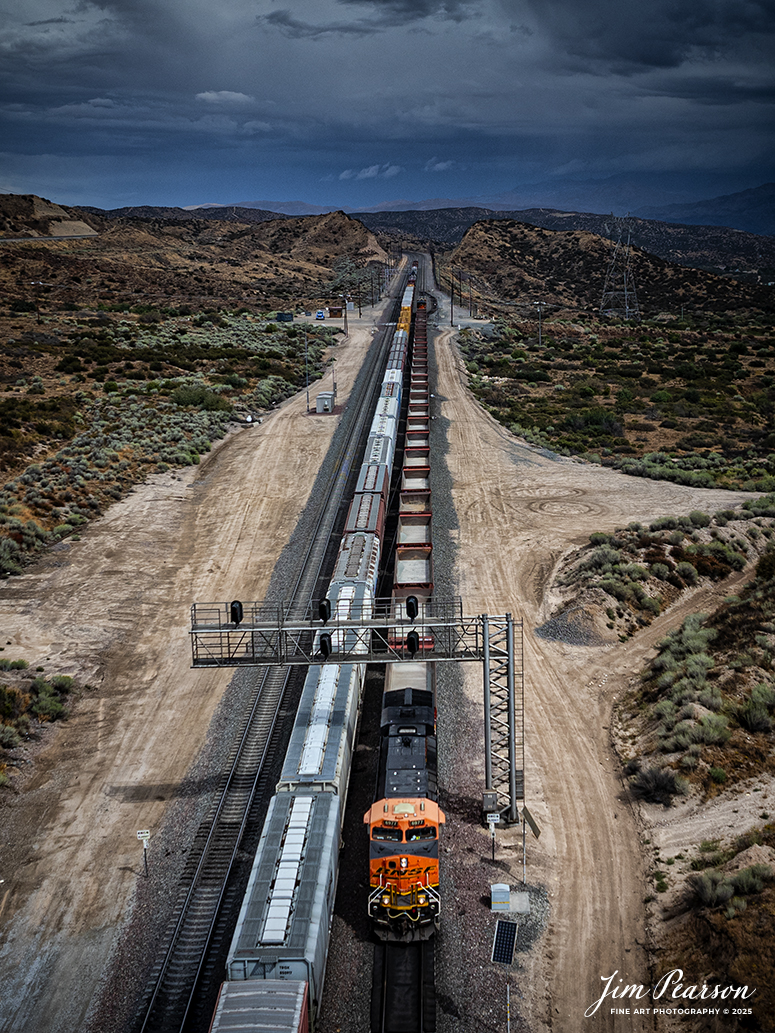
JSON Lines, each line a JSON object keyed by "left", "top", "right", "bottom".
{"left": 304, "top": 332, "right": 309, "bottom": 412}
{"left": 533, "top": 301, "right": 544, "bottom": 347}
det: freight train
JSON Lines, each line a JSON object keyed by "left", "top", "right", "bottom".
{"left": 213, "top": 263, "right": 440, "bottom": 1031}
{"left": 363, "top": 289, "right": 444, "bottom": 942}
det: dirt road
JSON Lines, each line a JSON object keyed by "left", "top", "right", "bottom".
{"left": 0, "top": 302, "right": 389, "bottom": 1033}
{"left": 431, "top": 308, "right": 757, "bottom": 1032}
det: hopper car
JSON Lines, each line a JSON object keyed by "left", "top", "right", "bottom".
{"left": 222, "top": 266, "right": 433, "bottom": 1027}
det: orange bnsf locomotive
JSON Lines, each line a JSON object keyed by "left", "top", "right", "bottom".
{"left": 364, "top": 661, "right": 444, "bottom": 940}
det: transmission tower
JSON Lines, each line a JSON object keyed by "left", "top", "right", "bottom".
{"left": 600, "top": 216, "right": 640, "bottom": 321}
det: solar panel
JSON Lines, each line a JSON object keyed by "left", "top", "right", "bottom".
{"left": 491, "top": 920, "right": 518, "bottom": 965}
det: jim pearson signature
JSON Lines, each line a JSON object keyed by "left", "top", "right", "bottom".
{"left": 585, "top": 969, "right": 755, "bottom": 1017}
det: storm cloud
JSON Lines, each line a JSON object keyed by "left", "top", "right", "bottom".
{"left": 0, "top": 0, "right": 772, "bottom": 208}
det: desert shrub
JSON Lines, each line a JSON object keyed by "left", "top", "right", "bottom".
{"left": 650, "top": 562, "right": 670, "bottom": 581}
{"left": 589, "top": 532, "right": 612, "bottom": 546}
{"left": 650, "top": 516, "right": 679, "bottom": 531}
{"left": 662, "top": 728, "right": 693, "bottom": 752}
{"left": 691, "top": 864, "right": 773, "bottom": 908}
{"left": 598, "top": 578, "right": 633, "bottom": 602}
{"left": 0, "top": 659, "right": 29, "bottom": 671}
{"left": 669, "top": 678, "right": 699, "bottom": 705}
{"left": 684, "top": 653, "right": 714, "bottom": 683}
{"left": 698, "top": 685, "right": 723, "bottom": 711}
{"left": 676, "top": 561, "right": 698, "bottom": 584}
{"left": 654, "top": 699, "right": 678, "bottom": 722}
{"left": 692, "top": 714, "right": 731, "bottom": 745}
{"left": 756, "top": 551, "right": 775, "bottom": 580}
{"left": 737, "top": 701, "right": 772, "bottom": 732}
{"left": 709, "top": 766, "right": 727, "bottom": 783}
{"left": 751, "top": 683, "right": 775, "bottom": 708}
{"left": 689, "top": 511, "right": 712, "bottom": 528}
{"left": 170, "top": 385, "right": 230, "bottom": 411}
{"left": 0, "top": 724, "right": 21, "bottom": 749}
{"left": 618, "top": 563, "right": 649, "bottom": 581}
{"left": 691, "top": 870, "right": 735, "bottom": 906}
{"left": 630, "top": 766, "right": 688, "bottom": 805}
{"left": 732, "top": 864, "right": 773, "bottom": 894}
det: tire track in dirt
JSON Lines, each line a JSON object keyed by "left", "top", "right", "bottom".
{"left": 433, "top": 322, "right": 758, "bottom": 1032}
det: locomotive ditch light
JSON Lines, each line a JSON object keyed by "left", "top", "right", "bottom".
{"left": 318, "top": 598, "right": 332, "bottom": 624}
{"left": 405, "top": 595, "right": 419, "bottom": 622}
{"left": 406, "top": 630, "right": 420, "bottom": 656}
{"left": 230, "top": 600, "right": 244, "bottom": 626}
{"left": 319, "top": 632, "right": 333, "bottom": 659}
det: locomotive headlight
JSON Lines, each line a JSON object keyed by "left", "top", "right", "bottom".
{"left": 400, "top": 857, "right": 408, "bottom": 869}
{"left": 381, "top": 895, "right": 390, "bottom": 906}
{"left": 418, "top": 895, "right": 427, "bottom": 905}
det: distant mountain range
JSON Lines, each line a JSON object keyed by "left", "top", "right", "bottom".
{"left": 186, "top": 178, "right": 775, "bottom": 237}
{"left": 637, "top": 183, "right": 775, "bottom": 237}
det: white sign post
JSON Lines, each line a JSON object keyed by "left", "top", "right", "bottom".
{"left": 137, "top": 830, "right": 150, "bottom": 877}
{"left": 487, "top": 813, "right": 500, "bottom": 861}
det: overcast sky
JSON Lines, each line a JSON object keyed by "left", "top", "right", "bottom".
{"left": 1, "top": 0, "right": 773, "bottom": 210}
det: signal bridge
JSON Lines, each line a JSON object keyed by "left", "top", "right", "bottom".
{"left": 190, "top": 596, "right": 526, "bottom": 822}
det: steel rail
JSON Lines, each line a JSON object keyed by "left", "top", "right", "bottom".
{"left": 135, "top": 281, "right": 408, "bottom": 1033}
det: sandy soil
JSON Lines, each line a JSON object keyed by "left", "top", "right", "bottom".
{"left": 0, "top": 301, "right": 391, "bottom": 1033}
{"left": 0, "top": 283, "right": 765, "bottom": 1033}
{"left": 430, "top": 299, "right": 760, "bottom": 1033}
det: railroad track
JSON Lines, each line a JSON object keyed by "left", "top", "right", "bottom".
{"left": 134, "top": 283, "right": 408, "bottom": 1033}
{"left": 372, "top": 942, "right": 436, "bottom": 1033}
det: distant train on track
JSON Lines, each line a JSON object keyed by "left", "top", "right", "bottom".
{"left": 211, "top": 261, "right": 440, "bottom": 1032}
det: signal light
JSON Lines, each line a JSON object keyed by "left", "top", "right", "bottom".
{"left": 230, "top": 600, "right": 243, "bottom": 626}
{"left": 406, "top": 630, "right": 420, "bottom": 656}
{"left": 319, "top": 632, "right": 333, "bottom": 659}
{"left": 406, "top": 595, "right": 419, "bottom": 621}
{"left": 318, "top": 598, "right": 331, "bottom": 623}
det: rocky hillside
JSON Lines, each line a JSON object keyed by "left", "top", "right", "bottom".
{"left": 80, "top": 203, "right": 289, "bottom": 226}
{"left": 0, "top": 195, "right": 385, "bottom": 312}
{"left": 0, "top": 194, "right": 97, "bottom": 239}
{"left": 442, "top": 219, "right": 774, "bottom": 317}
{"left": 358, "top": 207, "right": 775, "bottom": 281}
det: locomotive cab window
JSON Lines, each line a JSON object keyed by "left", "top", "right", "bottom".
{"left": 406, "top": 826, "right": 437, "bottom": 841}
{"left": 372, "top": 826, "right": 403, "bottom": 842}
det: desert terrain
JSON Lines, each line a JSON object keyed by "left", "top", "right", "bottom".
{"left": 0, "top": 301, "right": 388, "bottom": 1031}
{"left": 0, "top": 276, "right": 769, "bottom": 1032}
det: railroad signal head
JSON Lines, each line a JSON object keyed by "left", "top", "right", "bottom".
{"left": 318, "top": 598, "right": 332, "bottom": 624}
{"left": 230, "top": 600, "right": 244, "bottom": 626}
{"left": 319, "top": 632, "right": 333, "bottom": 659}
{"left": 406, "top": 630, "right": 420, "bottom": 656}
{"left": 406, "top": 595, "right": 419, "bottom": 621}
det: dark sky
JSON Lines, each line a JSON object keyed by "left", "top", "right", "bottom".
{"left": 1, "top": 0, "right": 773, "bottom": 210}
